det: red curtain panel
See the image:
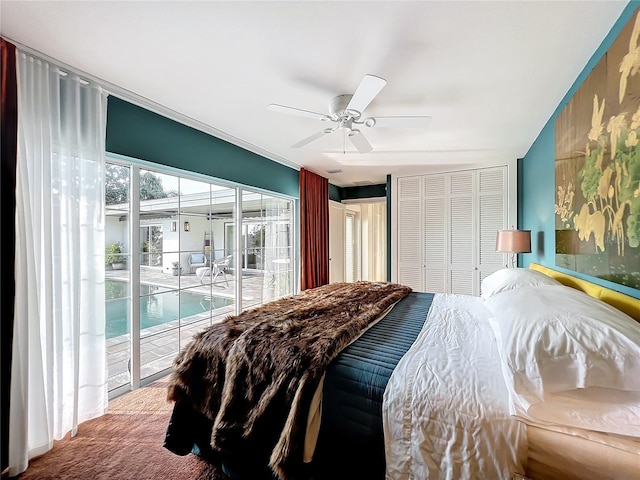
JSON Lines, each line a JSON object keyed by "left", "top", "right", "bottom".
{"left": 299, "top": 168, "right": 329, "bottom": 290}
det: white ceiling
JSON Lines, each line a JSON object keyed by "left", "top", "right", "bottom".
{"left": 0, "top": 1, "right": 629, "bottom": 187}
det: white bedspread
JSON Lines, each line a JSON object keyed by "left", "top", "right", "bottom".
{"left": 383, "top": 293, "right": 527, "bottom": 479}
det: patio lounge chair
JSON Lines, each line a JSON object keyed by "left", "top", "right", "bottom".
{"left": 197, "top": 255, "right": 232, "bottom": 286}
{"left": 188, "top": 253, "right": 208, "bottom": 274}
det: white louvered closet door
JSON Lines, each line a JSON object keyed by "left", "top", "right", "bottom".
{"left": 423, "top": 175, "right": 447, "bottom": 293}
{"left": 478, "top": 167, "right": 507, "bottom": 288}
{"left": 396, "top": 165, "right": 508, "bottom": 295}
{"left": 397, "top": 177, "right": 422, "bottom": 289}
{"left": 449, "top": 171, "right": 475, "bottom": 295}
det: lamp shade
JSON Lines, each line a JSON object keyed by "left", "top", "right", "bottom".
{"left": 496, "top": 230, "right": 531, "bottom": 253}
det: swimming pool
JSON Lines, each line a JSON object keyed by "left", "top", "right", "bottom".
{"left": 106, "top": 281, "right": 233, "bottom": 339}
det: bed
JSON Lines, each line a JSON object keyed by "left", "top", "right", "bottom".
{"left": 517, "top": 263, "right": 640, "bottom": 480}
{"left": 163, "top": 267, "right": 640, "bottom": 480}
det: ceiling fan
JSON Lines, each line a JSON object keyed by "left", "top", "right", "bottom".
{"left": 267, "top": 74, "right": 431, "bottom": 153}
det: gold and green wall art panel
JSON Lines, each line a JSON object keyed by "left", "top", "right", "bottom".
{"left": 555, "top": 7, "right": 640, "bottom": 288}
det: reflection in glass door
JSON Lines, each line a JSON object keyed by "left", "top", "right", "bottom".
{"left": 140, "top": 225, "right": 163, "bottom": 267}
{"left": 225, "top": 222, "right": 267, "bottom": 271}
{"left": 241, "top": 190, "right": 294, "bottom": 309}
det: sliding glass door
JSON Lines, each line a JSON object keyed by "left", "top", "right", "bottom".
{"left": 105, "top": 157, "right": 296, "bottom": 397}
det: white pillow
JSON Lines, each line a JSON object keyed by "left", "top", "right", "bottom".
{"left": 481, "top": 268, "right": 562, "bottom": 299}
{"left": 485, "top": 285, "right": 640, "bottom": 416}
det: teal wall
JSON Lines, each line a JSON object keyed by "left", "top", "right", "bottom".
{"left": 329, "top": 183, "right": 342, "bottom": 202}
{"left": 106, "top": 96, "right": 300, "bottom": 198}
{"left": 341, "top": 184, "right": 386, "bottom": 201}
{"left": 329, "top": 183, "right": 387, "bottom": 202}
{"left": 520, "top": 1, "right": 640, "bottom": 299}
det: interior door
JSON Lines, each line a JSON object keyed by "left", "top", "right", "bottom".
{"left": 329, "top": 200, "right": 345, "bottom": 283}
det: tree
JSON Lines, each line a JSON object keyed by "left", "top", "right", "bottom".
{"left": 105, "top": 164, "right": 176, "bottom": 205}
{"left": 140, "top": 171, "right": 176, "bottom": 200}
{"left": 105, "top": 163, "right": 130, "bottom": 205}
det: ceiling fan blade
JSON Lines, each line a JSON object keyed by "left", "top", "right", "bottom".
{"left": 346, "top": 74, "right": 387, "bottom": 115}
{"left": 267, "top": 104, "right": 331, "bottom": 121}
{"left": 292, "top": 129, "right": 334, "bottom": 148}
{"left": 348, "top": 130, "right": 373, "bottom": 153}
{"left": 365, "top": 115, "right": 432, "bottom": 128}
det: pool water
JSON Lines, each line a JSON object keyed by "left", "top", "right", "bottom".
{"left": 106, "top": 281, "right": 233, "bottom": 339}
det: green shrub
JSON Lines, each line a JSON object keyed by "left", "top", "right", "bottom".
{"left": 105, "top": 241, "right": 126, "bottom": 266}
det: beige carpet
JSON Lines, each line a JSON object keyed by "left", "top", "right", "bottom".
{"left": 12, "top": 380, "right": 229, "bottom": 480}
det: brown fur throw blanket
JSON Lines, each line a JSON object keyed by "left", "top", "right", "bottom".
{"left": 167, "top": 281, "right": 411, "bottom": 480}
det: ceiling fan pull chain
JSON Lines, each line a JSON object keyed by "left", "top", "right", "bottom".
{"left": 343, "top": 129, "right": 346, "bottom": 155}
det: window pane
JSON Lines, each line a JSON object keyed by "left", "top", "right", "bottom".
{"left": 105, "top": 162, "right": 131, "bottom": 392}
{"left": 242, "top": 191, "right": 294, "bottom": 308}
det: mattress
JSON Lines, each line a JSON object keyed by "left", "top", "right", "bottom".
{"left": 525, "top": 423, "right": 640, "bottom": 480}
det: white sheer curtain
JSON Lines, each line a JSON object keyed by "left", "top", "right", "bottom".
{"left": 9, "top": 51, "right": 108, "bottom": 476}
